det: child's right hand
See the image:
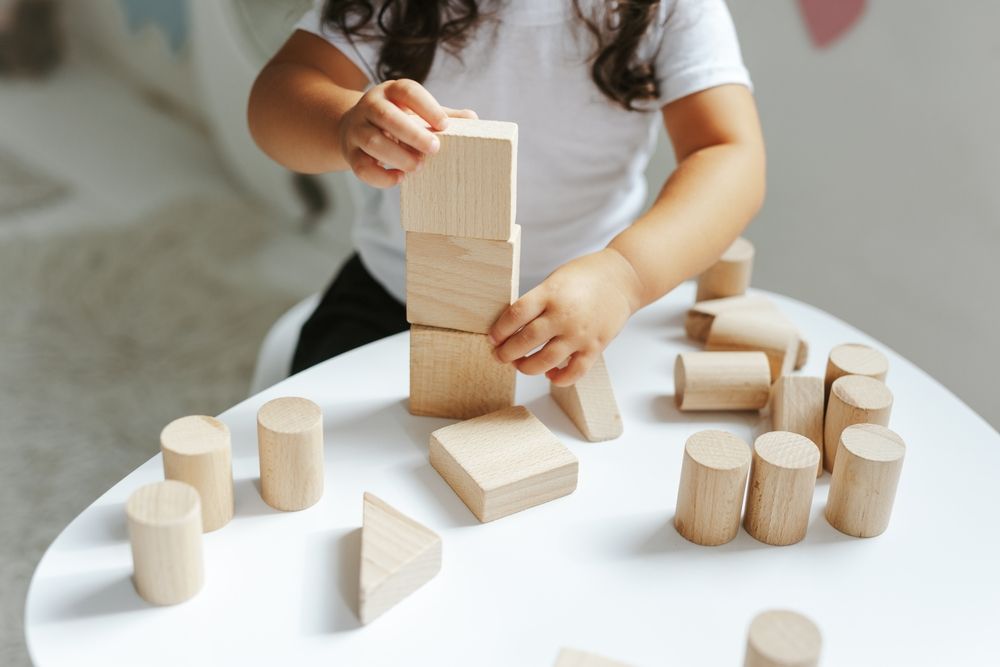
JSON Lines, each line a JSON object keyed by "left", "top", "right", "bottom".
{"left": 338, "top": 79, "right": 477, "bottom": 188}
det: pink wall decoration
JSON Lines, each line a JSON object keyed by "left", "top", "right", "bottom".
{"left": 798, "top": 0, "right": 867, "bottom": 48}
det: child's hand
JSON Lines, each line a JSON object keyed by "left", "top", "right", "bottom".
{"left": 338, "top": 79, "right": 477, "bottom": 188}
{"left": 489, "top": 248, "right": 643, "bottom": 386}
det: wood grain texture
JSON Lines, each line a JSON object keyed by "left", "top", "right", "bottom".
{"left": 359, "top": 492, "right": 441, "bottom": 624}
{"left": 405, "top": 225, "right": 520, "bottom": 334}
{"left": 705, "top": 310, "right": 799, "bottom": 382}
{"left": 674, "top": 430, "right": 751, "bottom": 546}
{"left": 674, "top": 351, "right": 771, "bottom": 411}
{"left": 696, "top": 236, "right": 754, "bottom": 301}
{"left": 400, "top": 118, "right": 517, "bottom": 240}
{"left": 770, "top": 376, "right": 824, "bottom": 477}
{"left": 409, "top": 324, "right": 516, "bottom": 420}
{"left": 160, "top": 415, "right": 234, "bottom": 532}
{"left": 823, "top": 375, "right": 893, "bottom": 472}
{"left": 429, "top": 406, "right": 578, "bottom": 522}
{"left": 824, "top": 343, "right": 889, "bottom": 403}
{"left": 744, "top": 432, "right": 820, "bottom": 546}
{"left": 554, "top": 648, "right": 633, "bottom": 666}
{"left": 550, "top": 354, "right": 623, "bottom": 442}
{"left": 256, "top": 396, "right": 324, "bottom": 511}
{"left": 826, "top": 424, "right": 905, "bottom": 538}
{"left": 126, "top": 480, "right": 203, "bottom": 605}
{"left": 744, "top": 609, "right": 822, "bottom": 667}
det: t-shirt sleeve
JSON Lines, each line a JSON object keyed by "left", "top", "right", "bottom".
{"left": 653, "top": 0, "right": 752, "bottom": 107}
{"left": 294, "top": 3, "right": 381, "bottom": 83}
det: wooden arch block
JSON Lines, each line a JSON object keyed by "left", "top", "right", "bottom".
{"left": 826, "top": 424, "right": 905, "bottom": 538}
{"left": 359, "top": 493, "right": 441, "bottom": 624}
{"left": 696, "top": 236, "right": 755, "bottom": 302}
{"left": 257, "top": 396, "right": 325, "bottom": 511}
{"left": 550, "top": 354, "right": 623, "bottom": 442}
{"left": 674, "top": 430, "right": 752, "bottom": 546}
{"left": 160, "top": 415, "right": 234, "bottom": 532}
{"left": 743, "top": 432, "right": 820, "bottom": 546}
{"left": 823, "top": 375, "right": 893, "bottom": 472}
{"left": 744, "top": 609, "right": 822, "bottom": 667}
{"left": 770, "top": 376, "right": 824, "bottom": 477}
{"left": 705, "top": 310, "right": 799, "bottom": 382}
{"left": 674, "top": 351, "right": 771, "bottom": 411}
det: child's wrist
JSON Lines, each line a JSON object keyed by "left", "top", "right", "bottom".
{"left": 601, "top": 246, "right": 645, "bottom": 314}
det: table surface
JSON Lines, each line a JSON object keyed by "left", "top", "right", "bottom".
{"left": 25, "top": 284, "right": 1000, "bottom": 666}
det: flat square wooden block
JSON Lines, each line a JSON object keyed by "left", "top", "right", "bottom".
{"left": 400, "top": 118, "right": 517, "bottom": 240}
{"left": 409, "top": 325, "right": 516, "bottom": 420}
{"left": 429, "top": 406, "right": 579, "bottom": 522}
{"left": 406, "top": 226, "right": 520, "bottom": 334}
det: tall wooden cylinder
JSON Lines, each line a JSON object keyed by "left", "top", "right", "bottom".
{"left": 744, "top": 609, "right": 822, "bottom": 667}
{"left": 696, "top": 236, "right": 754, "bottom": 302}
{"left": 824, "top": 343, "right": 889, "bottom": 403}
{"left": 674, "top": 430, "right": 751, "bottom": 546}
{"left": 826, "top": 424, "right": 905, "bottom": 537}
{"left": 161, "top": 415, "right": 234, "bottom": 532}
{"left": 257, "top": 396, "right": 324, "bottom": 511}
{"left": 705, "top": 311, "right": 799, "bottom": 382}
{"left": 770, "top": 376, "right": 824, "bottom": 477}
{"left": 744, "top": 432, "right": 820, "bottom": 546}
{"left": 823, "top": 375, "right": 892, "bottom": 472}
{"left": 126, "top": 480, "right": 204, "bottom": 605}
{"left": 674, "top": 351, "right": 770, "bottom": 411}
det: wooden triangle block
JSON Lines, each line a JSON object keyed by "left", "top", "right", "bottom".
{"left": 550, "top": 355, "right": 623, "bottom": 442}
{"left": 359, "top": 492, "right": 441, "bottom": 624}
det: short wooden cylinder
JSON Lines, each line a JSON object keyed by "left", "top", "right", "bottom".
{"left": 696, "top": 236, "right": 754, "bottom": 302}
{"left": 826, "top": 424, "right": 905, "bottom": 537}
{"left": 744, "top": 609, "right": 822, "bottom": 667}
{"left": 674, "top": 351, "right": 770, "bottom": 411}
{"left": 257, "top": 396, "right": 324, "bottom": 511}
{"left": 770, "top": 376, "right": 824, "bottom": 477}
{"left": 744, "top": 432, "right": 820, "bottom": 546}
{"left": 705, "top": 311, "right": 799, "bottom": 381}
{"left": 161, "top": 415, "right": 234, "bottom": 532}
{"left": 126, "top": 480, "right": 204, "bottom": 605}
{"left": 674, "top": 430, "right": 751, "bottom": 546}
{"left": 824, "top": 343, "right": 889, "bottom": 402}
{"left": 823, "top": 375, "right": 892, "bottom": 472}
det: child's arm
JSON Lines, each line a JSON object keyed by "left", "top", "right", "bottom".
{"left": 489, "top": 84, "right": 766, "bottom": 385}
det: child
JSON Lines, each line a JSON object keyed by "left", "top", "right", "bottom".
{"left": 248, "top": 0, "right": 764, "bottom": 386}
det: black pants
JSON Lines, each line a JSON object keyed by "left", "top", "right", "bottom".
{"left": 290, "top": 254, "right": 408, "bottom": 374}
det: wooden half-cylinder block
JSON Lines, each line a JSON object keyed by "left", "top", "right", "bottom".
{"left": 126, "top": 480, "right": 204, "bottom": 605}
{"left": 554, "top": 648, "right": 633, "bottom": 666}
{"left": 744, "top": 609, "right": 822, "bottom": 667}
{"left": 826, "top": 424, "right": 905, "bottom": 538}
{"left": 406, "top": 225, "right": 520, "bottom": 334}
{"left": 674, "top": 351, "right": 771, "bottom": 411}
{"left": 550, "top": 354, "right": 623, "bottom": 442}
{"left": 410, "top": 324, "right": 516, "bottom": 420}
{"left": 770, "top": 376, "right": 824, "bottom": 477}
{"left": 257, "top": 396, "right": 324, "bottom": 511}
{"left": 824, "top": 343, "right": 889, "bottom": 402}
{"left": 696, "top": 236, "right": 754, "bottom": 302}
{"left": 429, "top": 406, "right": 578, "bottom": 522}
{"left": 743, "top": 432, "right": 820, "bottom": 546}
{"left": 823, "top": 375, "right": 892, "bottom": 472}
{"left": 359, "top": 492, "right": 441, "bottom": 624}
{"left": 674, "top": 430, "right": 751, "bottom": 546}
{"left": 400, "top": 118, "right": 517, "bottom": 240}
{"left": 160, "top": 415, "right": 234, "bottom": 532}
{"left": 705, "top": 310, "right": 799, "bottom": 381}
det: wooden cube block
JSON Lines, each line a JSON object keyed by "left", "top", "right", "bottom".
{"left": 770, "top": 376, "right": 824, "bottom": 477}
{"left": 409, "top": 324, "right": 516, "bottom": 419}
{"left": 550, "top": 354, "right": 623, "bottom": 442}
{"left": 406, "top": 225, "right": 520, "bottom": 334}
{"left": 429, "top": 406, "right": 578, "bottom": 522}
{"left": 401, "top": 118, "right": 517, "bottom": 240}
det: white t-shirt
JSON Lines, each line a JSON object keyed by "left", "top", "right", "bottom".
{"left": 296, "top": 0, "right": 751, "bottom": 302}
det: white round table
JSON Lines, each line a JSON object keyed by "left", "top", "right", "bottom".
{"left": 25, "top": 284, "right": 1000, "bottom": 666}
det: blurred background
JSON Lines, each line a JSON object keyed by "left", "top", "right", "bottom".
{"left": 0, "top": 1, "right": 996, "bottom": 664}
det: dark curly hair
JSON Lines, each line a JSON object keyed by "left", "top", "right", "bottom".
{"left": 321, "top": 0, "right": 662, "bottom": 111}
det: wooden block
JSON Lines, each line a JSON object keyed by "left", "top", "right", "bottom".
{"left": 126, "top": 480, "right": 203, "bottom": 605}
{"left": 744, "top": 609, "right": 822, "bottom": 667}
{"left": 743, "top": 432, "right": 820, "bottom": 546}
{"left": 409, "top": 324, "right": 516, "bottom": 420}
{"left": 554, "top": 648, "right": 633, "bottom": 666}
{"left": 405, "top": 225, "right": 520, "bottom": 334}
{"left": 359, "top": 492, "right": 441, "bottom": 624}
{"left": 705, "top": 310, "right": 799, "bottom": 382}
{"left": 674, "top": 351, "right": 771, "bottom": 411}
{"left": 400, "top": 118, "right": 516, "bottom": 240}
{"left": 429, "top": 406, "right": 578, "bottom": 522}
{"left": 826, "top": 424, "right": 905, "bottom": 538}
{"left": 674, "top": 430, "right": 751, "bottom": 546}
{"left": 160, "top": 415, "right": 234, "bottom": 532}
{"left": 256, "top": 396, "right": 324, "bottom": 511}
{"left": 823, "top": 375, "right": 893, "bottom": 472}
{"left": 696, "top": 236, "right": 754, "bottom": 301}
{"left": 550, "top": 354, "right": 623, "bottom": 442}
{"left": 770, "top": 376, "right": 824, "bottom": 477}
{"left": 824, "top": 343, "right": 889, "bottom": 403}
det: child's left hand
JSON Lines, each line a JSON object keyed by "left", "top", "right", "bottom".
{"left": 488, "top": 248, "right": 642, "bottom": 386}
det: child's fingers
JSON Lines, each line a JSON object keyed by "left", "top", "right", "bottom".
{"left": 350, "top": 152, "right": 403, "bottom": 189}
{"left": 383, "top": 79, "right": 449, "bottom": 131}
{"left": 546, "top": 351, "right": 595, "bottom": 387}
{"left": 356, "top": 125, "right": 423, "bottom": 172}
{"left": 489, "top": 294, "right": 546, "bottom": 346}
{"left": 366, "top": 101, "right": 440, "bottom": 155}
{"left": 443, "top": 106, "right": 479, "bottom": 120}
{"left": 514, "top": 337, "right": 573, "bottom": 376}
{"left": 493, "top": 318, "right": 552, "bottom": 364}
